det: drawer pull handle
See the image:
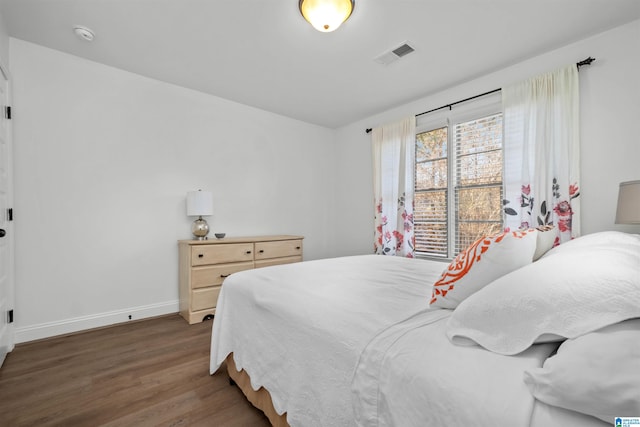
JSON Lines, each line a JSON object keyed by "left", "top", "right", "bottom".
{"left": 259, "top": 249, "right": 264, "bottom": 253}
{"left": 295, "top": 246, "right": 301, "bottom": 250}
{"left": 220, "top": 274, "right": 230, "bottom": 278}
{"left": 246, "top": 250, "right": 252, "bottom": 254}
{"left": 198, "top": 254, "right": 204, "bottom": 258}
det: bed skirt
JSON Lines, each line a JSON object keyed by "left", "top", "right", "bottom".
{"left": 225, "top": 353, "right": 290, "bottom": 427}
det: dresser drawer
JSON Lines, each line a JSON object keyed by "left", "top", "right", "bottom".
{"left": 191, "top": 261, "right": 254, "bottom": 288}
{"left": 191, "top": 243, "right": 254, "bottom": 266}
{"left": 191, "top": 286, "right": 221, "bottom": 312}
{"left": 255, "top": 240, "right": 303, "bottom": 260}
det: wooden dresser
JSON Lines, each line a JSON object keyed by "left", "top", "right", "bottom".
{"left": 178, "top": 235, "right": 304, "bottom": 324}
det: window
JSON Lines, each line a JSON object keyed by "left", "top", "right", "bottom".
{"left": 414, "top": 101, "right": 503, "bottom": 259}
{"left": 415, "top": 126, "right": 448, "bottom": 256}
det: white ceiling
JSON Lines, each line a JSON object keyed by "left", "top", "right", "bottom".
{"left": 1, "top": 0, "right": 639, "bottom": 128}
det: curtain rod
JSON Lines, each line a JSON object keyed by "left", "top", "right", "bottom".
{"left": 365, "top": 56, "right": 595, "bottom": 134}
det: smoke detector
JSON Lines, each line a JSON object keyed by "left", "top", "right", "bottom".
{"left": 374, "top": 41, "right": 416, "bottom": 65}
{"left": 73, "top": 26, "right": 95, "bottom": 42}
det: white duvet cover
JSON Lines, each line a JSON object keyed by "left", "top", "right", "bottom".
{"left": 210, "top": 255, "right": 446, "bottom": 427}
{"left": 530, "top": 402, "right": 610, "bottom": 427}
{"left": 352, "top": 309, "right": 559, "bottom": 427}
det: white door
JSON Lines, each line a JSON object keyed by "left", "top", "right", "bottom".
{"left": 0, "top": 64, "right": 13, "bottom": 367}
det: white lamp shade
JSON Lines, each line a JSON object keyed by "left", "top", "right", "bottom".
{"left": 299, "top": 0, "right": 354, "bottom": 32}
{"left": 186, "top": 190, "right": 213, "bottom": 217}
{"left": 615, "top": 180, "right": 640, "bottom": 224}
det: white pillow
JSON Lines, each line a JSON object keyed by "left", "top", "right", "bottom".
{"left": 446, "top": 232, "right": 640, "bottom": 355}
{"left": 430, "top": 230, "right": 538, "bottom": 309}
{"left": 532, "top": 225, "right": 556, "bottom": 261}
{"left": 523, "top": 319, "right": 640, "bottom": 422}
{"left": 541, "top": 230, "right": 639, "bottom": 259}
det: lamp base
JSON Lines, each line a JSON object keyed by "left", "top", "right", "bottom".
{"left": 191, "top": 216, "right": 210, "bottom": 240}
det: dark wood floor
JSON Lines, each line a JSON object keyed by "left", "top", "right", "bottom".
{"left": 0, "top": 314, "right": 271, "bottom": 426}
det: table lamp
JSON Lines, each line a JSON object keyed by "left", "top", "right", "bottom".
{"left": 187, "top": 190, "right": 213, "bottom": 240}
{"left": 615, "top": 180, "right": 640, "bottom": 224}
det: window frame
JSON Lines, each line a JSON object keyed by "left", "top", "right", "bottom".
{"left": 414, "top": 94, "right": 503, "bottom": 260}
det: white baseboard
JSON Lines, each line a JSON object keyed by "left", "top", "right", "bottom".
{"left": 14, "top": 300, "right": 180, "bottom": 344}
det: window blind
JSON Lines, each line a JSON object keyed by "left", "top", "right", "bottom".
{"left": 414, "top": 111, "right": 503, "bottom": 259}
{"left": 453, "top": 113, "right": 503, "bottom": 254}
{"left": 415, "top": 126, "right": 449, "bottom": 257}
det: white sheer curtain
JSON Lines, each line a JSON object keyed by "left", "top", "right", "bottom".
{"left": 372, "top": 117, "right": 416, "bottom": 257}
{"left": 502, "top": 64, "right": 581, "bottom": 245}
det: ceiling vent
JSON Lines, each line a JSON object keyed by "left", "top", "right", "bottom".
{"left": 374, "top": 41, "right": 416, "bottom": 65}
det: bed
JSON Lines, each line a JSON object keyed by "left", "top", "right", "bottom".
{"left": 210, "top": 231, "right": 640, "bottom": 426}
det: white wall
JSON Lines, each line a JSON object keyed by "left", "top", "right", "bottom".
{"left": 334, "top": 19, "right": 640, "bottom": 256}
{"left": 10, "top": 39, "right": 336, "bottom": 342}
{"left": 0, "top": 9, "right": 8, "bottom": 67}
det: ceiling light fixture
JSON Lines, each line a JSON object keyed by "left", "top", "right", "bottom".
{"left": 73, "top": 25, "right": 95, "bottom": 42}
{"left": 299, "top": 0, "right": 354, "bottom": 32}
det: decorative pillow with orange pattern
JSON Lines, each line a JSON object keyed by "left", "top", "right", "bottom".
{"left": 430, "top": 230, "right": 538, "bottom": 309}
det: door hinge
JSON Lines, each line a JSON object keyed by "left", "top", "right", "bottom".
{"left": 7, "top": 309, "right": 13, "bottom": 324}
{"left": 6, "top": 208, "right": 12, "bottom": 221}
{"left": 4, "top": 106, "right": 10, "bottom": 120}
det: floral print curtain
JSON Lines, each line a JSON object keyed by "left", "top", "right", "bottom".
{"left": 502, "top": 64, "right": 581, "bottom": 245}
{"left": 372, "top": 117, "right": 416, "bottom": 257}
